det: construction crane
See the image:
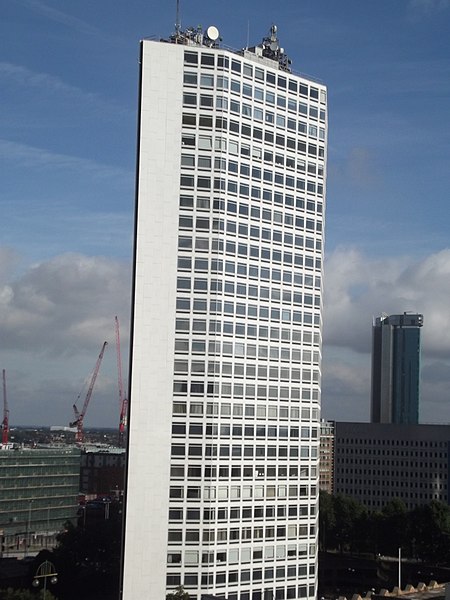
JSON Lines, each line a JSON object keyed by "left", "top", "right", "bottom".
{"left": 70, "top": 341, "right": 108, "bottom": 444}
{"left": 115, "top": 316, "right": 128, "bottom": 447}
{"left": 2, "top": 369, "right": 9, "bottom": 445}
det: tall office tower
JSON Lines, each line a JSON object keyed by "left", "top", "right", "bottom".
{"left": 122, "top": 23, "right": 327, "bottom": 600}
{"left": 370, "top": 312, "right": 423, "bottom": 425}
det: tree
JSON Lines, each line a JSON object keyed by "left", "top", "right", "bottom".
{"left": 166, "top": 585, "right": 190, "bottom": 599}
{"left": 0, "top": 589, "right": 57, "bottom": 600}
{"left": 411, "top": 500, "right": 450, "bottom": 563}
{"left": 377, "top": 499, "right": 409, "bottom": 556}
{"left": 330, "top": 494, "right": 365, "bottom": 553}
{"left": 319, "top": 490, "right": 335, "bottom": 550}
{"left": 320, "top": 494, "right": 450, "bottom": 564}
{"left": 352, "top": 506, "right": 372, "bottom": 554}
{"left": 48, "top": 516, "right": 122, "bottom": 599}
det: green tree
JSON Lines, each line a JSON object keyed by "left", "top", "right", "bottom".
{"left": 330, "top": 494, "right": 365, "bottom": 553}
{"left": 166, "top": 585, "right": 190, "bottom": 599}
{"left": 320, "top": 495, "right": 450, "bottom": 563}
{"left": 352, "top": 506, "right": 372, "bottom": 554}
{"left": 0, "top": 589, "right": 57, "bottom": 600}
{"left": 411, "top": 500, "right": 450, "bottom": 563}
{"left": 50, "top": 517, "right": 122, "bottom": 598}
{"left": 319, "top": 490, "right": 335, "bottom": 550}
{"left": 377, "top": 499, "right": 409, "bottom": 556}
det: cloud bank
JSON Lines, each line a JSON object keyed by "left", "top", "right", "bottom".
{"left": 0, "top": 251, "right": 131, "bottom": 427}
{"left": 2, "top": 247, "right": 450, "bottom": 426}
{"left": 323, "top": 247, "right": 450, "bottom": 424}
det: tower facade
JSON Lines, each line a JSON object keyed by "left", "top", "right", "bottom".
{"left": 122, "top": 25, "right": 327, "bottom": 600}
{"left": 370, "top": 313, "right": 423, "bottom": 425}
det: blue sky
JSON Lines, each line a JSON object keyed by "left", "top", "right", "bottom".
{"left": 1, "top": 0, "right": 450, "bottom": 427}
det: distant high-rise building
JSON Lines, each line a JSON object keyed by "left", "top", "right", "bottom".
{"left": 370, "top": 312, "right": 423, "bottom": 424}
{"left": 122, "top": 22, "right": 327, "bottom": 600}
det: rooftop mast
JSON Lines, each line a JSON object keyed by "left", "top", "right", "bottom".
{"left": 175, "top": 0, "right": 181, "bottom": 37}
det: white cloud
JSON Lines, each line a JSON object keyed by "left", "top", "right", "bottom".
{"left": 325, "top": 248, "right": 450, "bottom": 357}
{"left": 324, "top": 247, "right": 450, "bottom": 356}
{"left": 0, "top": 251, "right": 131, "bottom": 356}
{"left": 18, "top": 0, "right": 102, "bottom": 36}
{"left": 345, "top": 147, "right": 379, "bottom": 188}
{"left": 0, "top": 247, "right": 20, "bottom": 281}
{"left": 0, "top": 62, "right": 133, "bottom": 120}
{"left": 322, "top": 247, "right": 450, "bottom": 423}
{"left": 0, "top": 251, "right": 132, "bottom": 427}
{"left": 410, "top": 0, "right": 450, "bottom": 11}
{"left": 3, "top": 246, "right": 450, "bottom": 426}
{"left": 321, "top": 348, "right": 371, "bottom": 423}
{"left": 0, "top": 62, "right": 93, "bottom": 96}
{"left": 407, "top": 0, "right": 450, "bottom": 21}
{"left": 0, "top": 139, "right": 131, "bottom": 183}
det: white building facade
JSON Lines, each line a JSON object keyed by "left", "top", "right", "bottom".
{"left": 122, "top": 26, "right": 327, "bottom": 600}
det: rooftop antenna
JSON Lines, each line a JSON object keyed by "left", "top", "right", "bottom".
{"left": 260, "top": 24, "right": 292, "bottom": 72}
{"left": 175, "top": 0, "right": 181, "bottom": 37}
{"left": 246, "top": 20, "right": 250, "bottom": 49}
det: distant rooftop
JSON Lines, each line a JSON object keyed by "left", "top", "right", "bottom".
{"left": 375, "top": 312, "right": 424, "bottom": 328}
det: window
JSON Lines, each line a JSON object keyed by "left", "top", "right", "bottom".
{"left": 229, "top": 140, "right": 238, "bottom": 154}
{"left": 277, "top": 95, "right": 286, "bottom": 108}
{"left": 231, "top": 59, "right": 241, "bottom": 73}
{"left": 176, "top": 297, "right": 190, "bottom": 310}
{"left": 254, "top": 87, "right": 264, "bottom": 101}
{"left": 197, "top": 176, "right": 210, "bottom": 189}
{"left": 201, "top": 53, "right": 214, "bottom": 66}
{"left": 182, "top": 113, "right": 196, "bottom": 127}
{"left": 182, "top": 134, "right": 195, "bottom": 147}
{"left": 231, "top": 80, "right": 240, "bottom": 94}
{"left": 198, "top": 156, "right": 211, "bottom": 169}
{"left": 184, "top": 72, "right": 197, "bottom": 85}
{"left": 183, "top": 93, "right": 196, "bottom": 106}
{"left": 198, "top": 136, "right": 212, "bottom": 150}
{"left": 181, "top": 154, "right": 195, "bottom": 167}
{"left": 200, "top": 74, "right": 214, "bottom": 88}
{"left": 266, "top": 91, "right": 275, "bottom": 105}
{"left": 184, "top": 51, "right": 197, "bottom": 65}
{"left": 167, "top": 552, "right": 181, "bottom": 564}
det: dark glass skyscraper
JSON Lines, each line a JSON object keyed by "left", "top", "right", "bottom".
{"left": 370, "top": 313, "right": 423, "bottom": 424}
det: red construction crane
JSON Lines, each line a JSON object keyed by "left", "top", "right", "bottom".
{"left": 2, "top": 369, "right": 9, "bottom": 445}
{"left": 115, "top": 316, "right": 128, "bottom": 447}
{"left": 70, "top": 341, "right": 108, "bottom": 444}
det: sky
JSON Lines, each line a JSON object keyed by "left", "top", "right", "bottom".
{"left": 1, "top": 0, "right": 450, "bottom": 427}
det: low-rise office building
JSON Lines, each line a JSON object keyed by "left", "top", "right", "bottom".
{"left": 80, "top": 446, "right": 126, "bottom": 498}
{"left": 334, "top": 422, "right": 450, "bottom": 510}
{"left": 0, "top": 447, "right": 80, "bottom": 552}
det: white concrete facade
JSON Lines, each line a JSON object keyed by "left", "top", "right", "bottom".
{"left": 123, "top": 30, "right": 327, "bottom": 600}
